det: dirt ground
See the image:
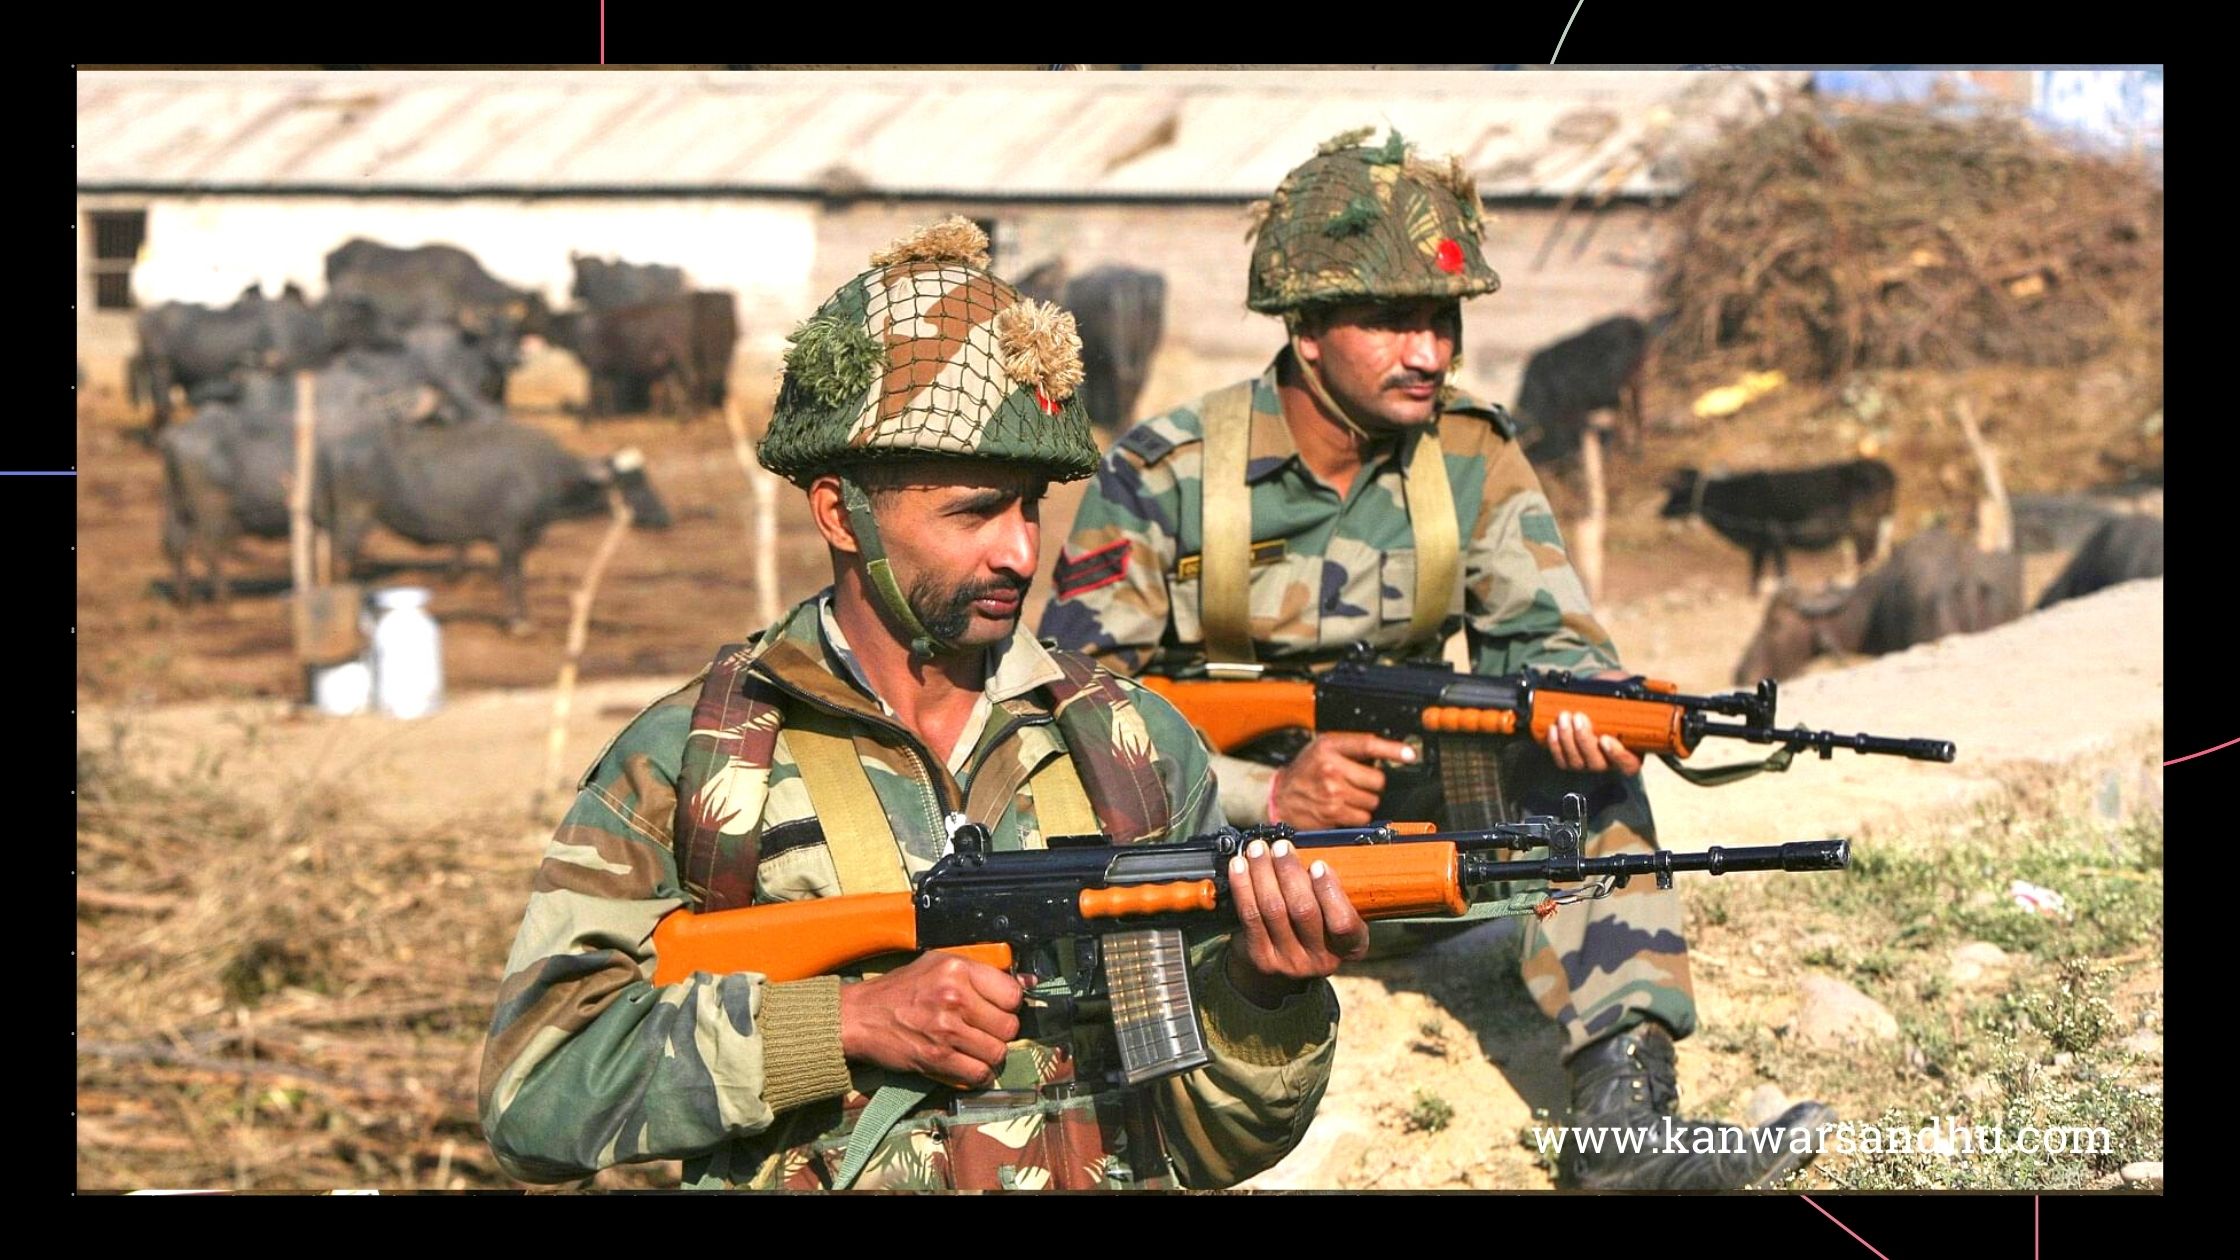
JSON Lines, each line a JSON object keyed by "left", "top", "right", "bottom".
{"left": 76, "top": 351, "right": 2163, "bottom": 1192}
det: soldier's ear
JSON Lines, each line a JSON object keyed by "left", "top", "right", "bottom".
{"left": 807, "top": 474, "right": 861, "bottom": 555}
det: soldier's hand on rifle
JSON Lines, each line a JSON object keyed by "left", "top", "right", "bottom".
{"left": 1224, "top": 837, "right": 1370, "bottom": 1007}
{"left": 1545, "top": 706, "right": 1645, "bottom": 776}
{"left": 1269, "top": 732, "right": 1417, "bottom": 829}
{"left": 838, "top": 951, "right": 1025, "bottom": 1089}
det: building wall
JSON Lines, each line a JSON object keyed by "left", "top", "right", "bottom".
{"left": 813, "top": 199, "right": 1667, "bottom": 428}
{"left": 76, "top": 194, "right": 822, "bottom": 402}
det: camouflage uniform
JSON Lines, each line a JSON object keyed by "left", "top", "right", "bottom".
{"left": 1039, "top": 134, "right": 1697, "bottom": 1060}
{"left": 480, "top": 221, "right": 1339, "bottom": 1190}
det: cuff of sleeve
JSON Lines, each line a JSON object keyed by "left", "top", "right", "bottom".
{"left": 757, "top": 976, "right": 854, "bottom": 1114}
{"left": 1213, "top": 756, "right": 1278, "bottom": 827}
{"left": 1194, "top": 943, "right": 1338, "bottom": 1068}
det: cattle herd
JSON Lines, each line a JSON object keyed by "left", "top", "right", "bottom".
{"left": 148, "top": 240, "right": 693, "bottom": 631}
{"left": 131, "top": 247, "right": 2161, "bottom": 676}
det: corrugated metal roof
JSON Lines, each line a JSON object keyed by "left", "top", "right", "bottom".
{"left": 76, "top": 69, "right": 1807, "bottom": 200}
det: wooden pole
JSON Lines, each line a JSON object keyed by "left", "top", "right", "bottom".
{"left": 288, "top": 370, "right": 318, "bottom": 682}
{"left": 534, "top": 486, "right": 634, "bottom": 818}
{"left": 723, "top": 396, "right": 782, "bottom": 630}
{"left": 1575, "top": 424, "right": 1610, "bottom": 606}
{"left": 1952, "top": 398, "right": 2013, "bottom": 555}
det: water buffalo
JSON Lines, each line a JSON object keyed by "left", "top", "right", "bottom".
{"left": 569, "top": 253, "right": 687, "bottom": 310}
{"left": 323, "top": 423, "right": 673, "bottom": 632}
{"left": 2034, "top": 515, "right": 2164, "bottom": 611}
{"left": 132, "top": 285, "right": 330, "bottom": 431}
{"left": 557, "top": 291, "right": 738, "bottom": 420}
{"left": 1664, "top": 458, "right": 1899, "bottom": 593}
{"left": 158, "top": 344, "right": 509, "bottom": 605}
{"left": 1512, "top": 315, "right": 1651, "bottom": 461}
{"left": 324, "top": 238, "right": 549, "bottom": 401}
{"left": 1731, "top": 527, "right": 2024, "bottom": 683}
{"left": 1064, "top": 267, "right": 1166, "bottom": 434}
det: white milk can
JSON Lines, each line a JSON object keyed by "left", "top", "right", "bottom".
{"left": 309, "top": 659, "right": 372, "bottom": 716}
{"left": 366, "top": 587, "right": 444, "bottom": 719}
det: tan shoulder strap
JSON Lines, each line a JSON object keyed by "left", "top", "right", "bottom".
{"left": 1403, "top": 424, "right": 1461, "bottom": 649}
{"left": 1198, "top": 381, "right": 1259, "bottom": 664}
{"left": 783, "top": 707, "right": 914, "bottom": 895}
{"left": 1024, "top": 755, "right": 1100, "bottom": 841}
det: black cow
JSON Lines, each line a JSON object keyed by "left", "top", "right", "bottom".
{"left": 1731, "top": 527, "right": 2024, "bottom": 683}
{"left": 1663, "top": 458, "right": 1899, "bottom": 592}
{"left": 324, "top": 238, "right": 550, "bottom": 400}
{"left": 559, "top": 291, "right": 738, "bottom": 420}
{"left": 2034, "top": 515, "right": 2164, "bottom": 611}
{"left": 132, "top": 285, "right": 330, "bottom": 431}
{"left": 570, "top": 253, "right": 687, "bottom": 310}
{"left": 158, "top": 345, "right": 506, "bottom": 606}
{"left": 1512, "top": 316, "right": 1650, "bottom": 462}
{"left": 322, "top": 423, "right": 673, "bottom": 632}
{"left": 1066, "top": 267, "right": 1166, "bottom": 434}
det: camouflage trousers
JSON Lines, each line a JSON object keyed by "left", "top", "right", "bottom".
{"left": 1515, "top": 762, "right": 1697, "bottom": 1059}
{"left": 1377, "top": 742, "right": 1698, "bottom": 1060}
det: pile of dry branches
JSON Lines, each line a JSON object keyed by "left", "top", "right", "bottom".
{"left": 1656, "top": 101, "right": 2163, "bottom": 380}
{"left": 74, "top": 752, "right": 673, "bottom": 1191}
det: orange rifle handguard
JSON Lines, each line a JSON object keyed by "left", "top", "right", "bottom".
{"left": 649, "top": 892, "right": 1013, "bottom": 986}
{"left": 1523, "top": 685, "right": 1695, "bottom": 758}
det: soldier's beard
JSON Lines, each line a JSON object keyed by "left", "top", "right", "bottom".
{"left": 907, "top": 572, "right": 1033, "bottom": 648}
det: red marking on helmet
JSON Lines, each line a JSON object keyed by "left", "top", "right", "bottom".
{"left": 1435, "top": 238, "right": 1466, "bottom": 274}
{"left": 1035, "top": 387, "right": 1060, "bottom": 415}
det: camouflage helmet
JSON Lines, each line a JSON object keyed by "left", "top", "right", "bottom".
{"left": 1246, "top": 128, "right": 1500, "bottom": 315}
{"left": 760, "top": 217, "right": 1100, "bottom": 487}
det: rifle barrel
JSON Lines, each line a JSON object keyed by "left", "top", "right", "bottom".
{"left": 1697, "top": 721, "right": 1956, "bottom": 763}
{"left": 1463, "top": 839, "right": 1851, "bottom": 885}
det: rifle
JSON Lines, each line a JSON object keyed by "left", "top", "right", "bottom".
{"left": 651, "top": 795, "right": 1849, "bottom": 1086}
{"left": 1138, "top": 652, "right": 1956, "bottom": 791}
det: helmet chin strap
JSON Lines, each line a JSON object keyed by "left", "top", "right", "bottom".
{"left": 1285, "top": 311, "right": 1464, "bottom": 444}
{"left": 839, "top": 475, "right": 952, "bottom": 661}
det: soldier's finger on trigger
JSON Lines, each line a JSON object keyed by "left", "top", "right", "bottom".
{"left": 961, "top": 959, "right": 1026, "bottom": 1010}
{"left": 1335, "top": 757, "right": 1386, "bottom": 796}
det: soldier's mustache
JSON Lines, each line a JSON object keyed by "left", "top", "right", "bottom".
{"left": 911, "top": 573, "right": 1033, "bottom": 642}
{"left": 1385, "top": 369, "right": 1443, "bottom": 390}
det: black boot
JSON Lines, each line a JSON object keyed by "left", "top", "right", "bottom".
{"left": 1557, "top": 1022, "right": 1835, "bottom": 1190}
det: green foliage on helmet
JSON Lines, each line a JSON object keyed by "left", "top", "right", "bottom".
{"left": 1247, "top": 127, "right": 1502, "bottom": 314}
{"left": 759, "top": 217, "right": 1101, "bottom": 487}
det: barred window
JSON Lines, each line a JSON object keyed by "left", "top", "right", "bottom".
{"left": 87, "top": 209, "right": 145, "bottom": 311}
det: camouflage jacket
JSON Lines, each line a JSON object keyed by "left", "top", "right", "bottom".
{"left": 479, "top": 592, "right": 1340, "bottom": 1190}
{"left": 1039, "top": 355, "right": 1621, "bottom": 822}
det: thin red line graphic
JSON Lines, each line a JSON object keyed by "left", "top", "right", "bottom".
{"left": 1800, "top": 1196, "right": 1893, "bottom": 1260}
{"left": 2036, "top": 1196, "right": 2040, "bottom": 1259}
{"left": 2166, "top": 736, "right": 2240, "bottom": 766}
{"left": 599, "top": 0, "right": 605, "bottom": 64}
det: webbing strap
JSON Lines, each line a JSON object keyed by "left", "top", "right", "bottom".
{"left": 1402, "top": 424, "right": 1460, "bottom": 649}
{"left": 1198, "top": 382, "right": 1259, "bottom": 665}
{"left": 1026, "top": 755, "right": 1100, "bottom": 839}
{"left": 830, "top": 1082, "right": 935, "bottom": 1190}
{"left": 784, "top": 710, "right": 913, "bottom": 896}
